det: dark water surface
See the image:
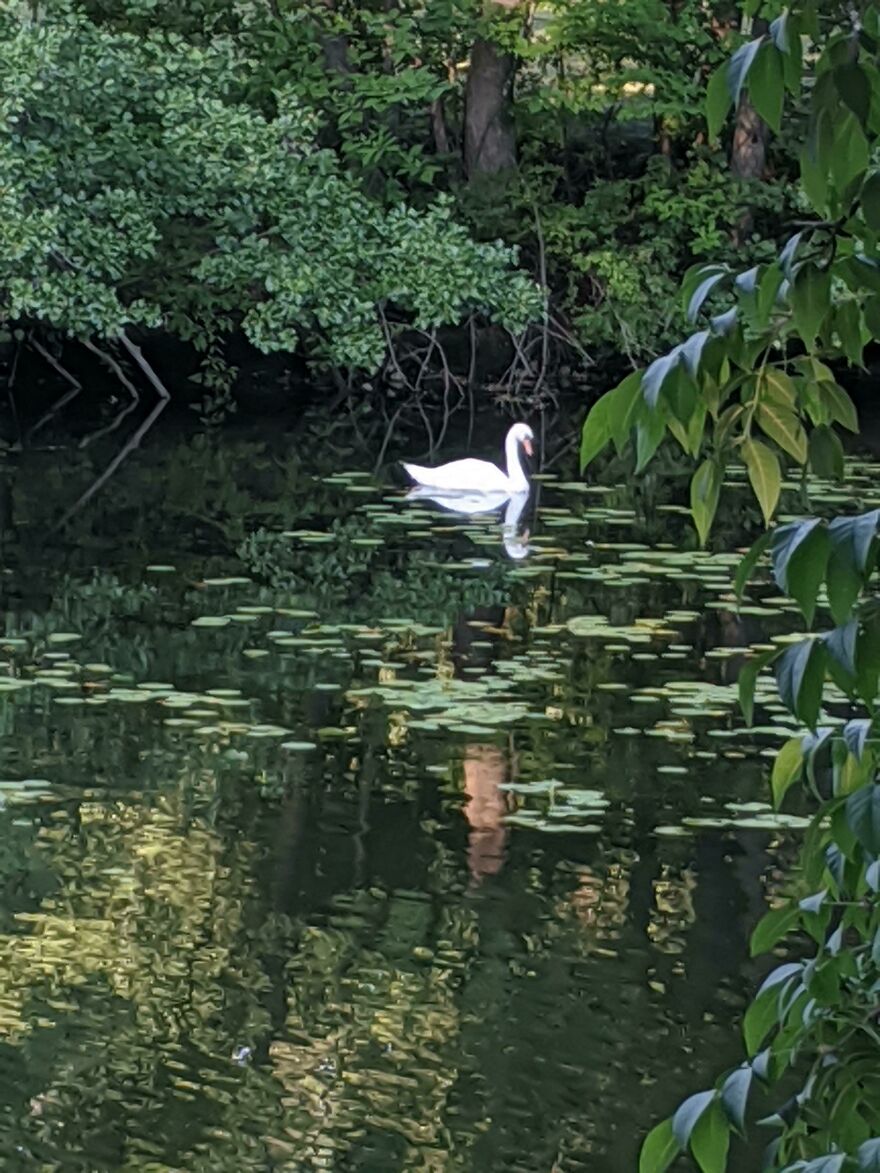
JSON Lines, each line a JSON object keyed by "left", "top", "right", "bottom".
{"left": 0, "top": 424, "right": 871, "bottom": 1171}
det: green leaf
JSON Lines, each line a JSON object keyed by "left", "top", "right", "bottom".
{"left": 862, "top": 171, "right": 880, "bottom": 231}
{"left": 642, "top": 350, "right": 680, "bottom": 408}
{"left": 610, "top": 370, "right": 644, "bottom": 453}
{"left": 777, "top": 522, "right": 829, "bottom": 625}
{"left": 742, "top": 438, "right": 781, "bottom": 525}
{"left": 834, "top": 301, "right": 864, "bottom": 366}
{"left": 820, "top": 382, "right": 859, "bottom": 431}
{"left": 750, "top": 903, "right": 800, "bottom": 957}
{"left": 830, "top": 509, "right": 880, "bottom": 573}
{"left": 843, "top": 717, "right": 871, "bottom": 761}
{"left": 720, "top": 1066, "right": 752, "bottom": 1134}
{"left": 809, "top": 425, "right": 845, "bottom": 481}
{"left": 635, "top": 406, "right": 668, "bottom": 473}
{"left": 823, "top": 620, "right": 859, "bottom": 677}
{"left": 672, "top": 1091, "right": 715, "bottom": 1149}
{"left": 778, "top": 232, "right": 804, "bottom": 279}
{"left": 680, "top": 329, "right": 711, "bottom": 379}
{"left": 757, "top": 264, "right": 784, "bottom": 325}
{"left": 734, "top": 529, "right": 773, "bottom": 599}
{"left": 706, "top": 63, "right": 733, "bottom": 141}
{"left": 835, "top": 62, "right": 871, "bottom": 126}
{"left": 776, "top": 638, "right": 825, "bottom": 727}
{"left": 687, "top": 272, "right": 728, "bottom": 323}
{"left": 758, "top": 368, "right": 796, "bottom": 407}
{"left": 866, "top": 295, "right": 880, "bottom": 337}
{"left": 728, "top": 37, "right": 765, "bottom": 107}
{"left": 790, "top": 263, "right": 831, "bottom": 346}
{"left": 845, "top": 783, "right": 880, "bottom": 854}
{"left": 742, "top": 987, "right": 780, "bottom": 1054}
{"left": 772, "top": 736, "right": 805, "bottom": 808}
{"left": 580, "top": 390, "right": 614, "bottom": 471}
{"left": 832, "top": 111, "right": 870, "bottom": 193}
{"left": 739, "top": 648, "right": 779, "bottom": 726}
{"left": 639, "top": 1118, "right": 680, "bottom": 1173}
{"left": 755, "top": 402, "right": 807, "bottom": 463}
{"left": 690, "top": 1103, "right": 730, "bottom": 1173}
{"left": 748, "top": 43, "right": 784, "bottom": 132}
{"left": 690, "top": 459, "right": 722, "bottom": 547}
{"left": 802, "top": 1156, "right": 847, "bottom": 1173}
{"left": 858, "top": 1138, "right": 880, "bottom": 1171}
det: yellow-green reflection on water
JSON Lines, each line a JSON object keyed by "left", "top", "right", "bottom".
{"left": 0, "top": 429, "right": 872, "bottom": 1170}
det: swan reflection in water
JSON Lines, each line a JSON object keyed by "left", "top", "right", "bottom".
{"left": 404, "top": 487, "right": 531, "bottom": 560}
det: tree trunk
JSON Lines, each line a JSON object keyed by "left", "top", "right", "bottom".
{"left": 464, "top": 35, "right": 517, "bottom": 179}
{"left": 730, "top": 94, "right": 767, "bottom": 181}
{"left": 730, "top": 16, "right": 768, "bottom": 244}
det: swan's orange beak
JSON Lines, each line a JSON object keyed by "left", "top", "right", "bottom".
{"left": 523, "top": 437, "right": 533, "bottom": 456}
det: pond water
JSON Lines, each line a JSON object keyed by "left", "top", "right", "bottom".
{"left": 0, "top": 423, "right": 874, "bottom": 1171}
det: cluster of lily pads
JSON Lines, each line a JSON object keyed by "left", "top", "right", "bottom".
{"left": 4, "top": 461, "right": 878, "bottom": 841}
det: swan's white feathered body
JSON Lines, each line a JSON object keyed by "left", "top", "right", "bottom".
{"left": 402, "top": 423, "right": 533, "bottom": 495}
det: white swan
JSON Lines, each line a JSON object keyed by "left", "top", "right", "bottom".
{"left": 402, "top": 422, "right": 533, "bottom": 494}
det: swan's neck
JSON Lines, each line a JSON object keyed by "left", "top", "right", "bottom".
{"left": 504, "top": 433, "right": 529, "bottom": 492}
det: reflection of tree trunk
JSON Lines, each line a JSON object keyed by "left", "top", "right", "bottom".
{"left": 731, "top": 17, "right": 768, "bottom": 244}
{"left": 463, "top": 743, "right": 509, "bottom": 882}
{"left": 464, "top": 35, "right": 517, "bottom": 179}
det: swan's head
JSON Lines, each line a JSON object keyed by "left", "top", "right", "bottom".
{"left": 509, "top": 422, "right": 534, "bottom": 457}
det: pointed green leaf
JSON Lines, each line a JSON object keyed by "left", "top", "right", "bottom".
{"left": 690, "top": 459, "right": 722, "bottom": 547}
{"left": 835, "top": 62, "right": 871, "bottom": 126}
{"left": 642, "top": 350, "right": 680, "bottom": 408}
{"left": 672, "top": 1091, "right": 716, "bottom": 1149}
{"left": 843, "top": 717, "right": 871, "bottom": 761}
{"left": 639, "top": 1119, "right": 679, "bottom": 1173}
{"left": 857, "top": 1139, "right": 880, "bottom": 1172}
{"left": 820, "top": 382, "right": 858, "bottom": 431}
{"left": 739, "top": 647, "right": 779, "bottom": 726}
{"left": 635, "top": 407, "right": 667, "bottom": 472}
{"left": 728, "top": 37, "right": 765, "bottom": 107}
{"left": 742, "top": 988, "right": 780, "bottom": 1054}
{"left": 809, "top": 425, "right": 844, "bottom": 481}
{"left": 688, "top": 272, "right": 728, "bottom": 323}
{"left": 823, "top": 621, "right": 858, "bottom": 676}
{"left": 750, "top": 903, "right": 800, "bottom": 957}
{"left": 690, "top": 1102, "right": 730, "bottom": 1173}
{"left": 834, "top": 301, "right": 864, "bottom": 367}
{"left": 742, "top": 438, "right": 781, "bottom": 525}
{"left": 756, "top": 402, "right": 807, "bottom": 463}
{"left": 748, "top": 43, "right": 784, "bottom": 132}
{"left": 707, "top": 63, "right": 733, "bottom": 141}
{"left": 790, "top": 263, "right": 831, "bottom": 347}
{"left": 734, "top": 529, "right": 773, "bottom": 599}
{"left": 772, "top": 736, "right": 805, "bottom": 808}
{"left": 720, "top": 1067, "right": 752, "bottom": 1134}
{"left": 610, "top": 370, "right": 643, "bottom": 453}
{"left": 862, "top": 171, "right": 880, "bottom": 231}
{"left": 580, "top": 391, "right": 614, "bottom": 471}
{"left": 845, "top": 783, "right": 880, "bottom": 854}
{"left": 776, "top": 638, "right": 825, "bottom": 727}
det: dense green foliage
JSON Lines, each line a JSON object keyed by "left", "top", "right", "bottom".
{"left": 1, "top": 0, "right": 800, "bottom": 403}
{"left": 581, "top": 2, "right": 880, "bottom": 1169}
{"left": 0, "top": 1, "right": 539, "bottom": 372}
